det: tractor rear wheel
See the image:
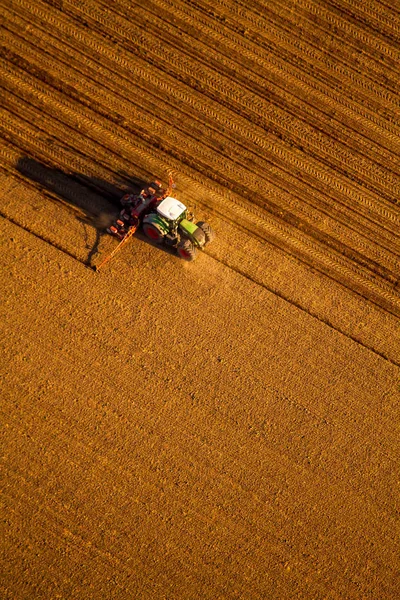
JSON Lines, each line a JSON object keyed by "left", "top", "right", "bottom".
{"left": 142, "top": 223, "right": 164, "bottom": 244}
{"left": 177, "top": 239, "right": 198, "bottom": 261}
{"left": 196, "top": 221, "right": 215, "bottom": 244}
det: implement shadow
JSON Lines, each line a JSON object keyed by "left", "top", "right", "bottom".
{"left": 16, "top": 156, "right": 147, "bottom": 267}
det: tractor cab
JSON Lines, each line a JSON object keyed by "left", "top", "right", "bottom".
{"left": 156, "top": 197, "right": 187, "bottom": 229}
{"left": 141, "top": 191, "right": 214, "bottom": 260}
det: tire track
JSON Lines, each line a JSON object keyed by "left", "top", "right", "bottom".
{"left": 4, "top": 0, "right": 398, "bottom": 225}
{"left": 2, "top": 92, "right": 399, "bottom": 318}
{"left": 216, "top": 0, "right": 400, "bottom": 80}
{"left": 30, "top": 0, "right": 400, "bottom": 160}
{"left": 217, "top": 0, "right": 400, "bottom": 81}
{"left": 163, "top": 0, "right": 400, "bottom": 106}
{"left": 1, "top": 7, "right": 398, "bottom": 248}
{"left": 155, "top": 0, "right": 399, "bottom": 172}
{"left": 1, "top": 0, "right": 400, "bottom": 315}
{"left": 57, "top": 0, "right": 400, "bottom": 225}
{"left": 2, "top": 59, "right": 399, "bottom": 285}
{"left": 120, "top": 0, "right": 400, "bottom": 185}
{"left": 0, "top": 104, "right": 127, "bottom": 199}
{"left": 2, "top": 3, "right": 400, "bottom": 598}
{"left": 62, "top": 0, "right": 400, "bottom": 154}
{"left": 1, "top": 43, "right": 398, "bottom": 281}
{"left": 1, "top": 105, "right": 398, "bottom": 316}
{"left": 290, "top": 0, "right": 400, "bottom": 50}
{"left": 7, "top": 0, "right": 398, "bottom": 239}
{"left": 326, "top": 0, "right": 400, "bottom": 39}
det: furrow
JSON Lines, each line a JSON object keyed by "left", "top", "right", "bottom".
{"left": 227, "top": 0, "right": 400, "bottom": 78}
{"left": 2, "top": 58, "right": 399, "bottom": 281}
{"left": 327, "top": 0, "right": 400, "bottom": 39}
{"left": 124, "top": 0, "right": 400, "bottom": 169}
{"left": 117, "top": 0, "right": 400, "bottom": 205}
{"left": 2, "top": 0, "right": 400, "bottom": 314}
{"left": 3, "top": 5, "right": 397, "bottom": 244}
{"left": 29, "top": 0, "right": 400, "bottom": 162}
{"left": 2, "top": 89, "right": 399, "bottom": 316}
{"left": 289, "top": 0, "right": 400, "bottom": 51}
{"left": 6, "top": 0, "right": 400, "bottom": 220}
{"left": 0, "top": 106, "right": 127, "bottom": 200}
{"left": 62, "top": 0, "right": 400, "bottom": 150}
{"left": 34, "top": 0, "right": 397, "bottom": 213}
{"left": 219, "top": 0, "right": 400, "bottom": 74}
{"left": 158, "top": 0, "right": 400, "bottom": 105}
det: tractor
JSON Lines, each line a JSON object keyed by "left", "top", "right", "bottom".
{"left": 100, "top": 178, "right": 214, "bottom": 269}
{"left": 142, "top": 196, "right": 215, "bottom": 261}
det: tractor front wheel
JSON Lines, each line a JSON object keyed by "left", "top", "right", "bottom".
{"left": 196, "top": 221, "right": 215, "bottom": 244}
{"left": 177, "top": 239, "right": 198, "bottom": 261}
{"left": 142, "top": 223, "right": 164, "bottom": 244}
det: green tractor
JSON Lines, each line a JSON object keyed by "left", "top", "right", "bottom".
{"left": 141, "top": 196, "right": 215, "bottom": 261}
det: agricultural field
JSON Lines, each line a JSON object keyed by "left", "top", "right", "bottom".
{"left": 1, "top": 0, "right": 399, "bottom": 598}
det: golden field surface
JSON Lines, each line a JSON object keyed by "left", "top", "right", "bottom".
{"left": 1, "top": 1, "right": 399, "bottom": 598}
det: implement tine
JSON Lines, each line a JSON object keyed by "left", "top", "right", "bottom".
{"left": 96, "top": 225, "right": 137, "bottom": 272}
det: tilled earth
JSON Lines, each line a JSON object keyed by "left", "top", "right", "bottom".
{"left": 1, "top": 1, "right": 399, "bottom": 598}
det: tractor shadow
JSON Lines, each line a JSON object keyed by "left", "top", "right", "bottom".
{"left": 15, "top": 156, "right": 173, "bottom": 268}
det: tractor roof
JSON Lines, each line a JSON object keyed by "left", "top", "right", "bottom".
{"left": 157, "top": 197, "right": 187, "bottom": 221}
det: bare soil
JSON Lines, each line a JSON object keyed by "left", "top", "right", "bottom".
{"left": 1, "top": 1, "right": 399, "bottom": 598}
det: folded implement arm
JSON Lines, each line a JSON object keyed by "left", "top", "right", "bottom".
{"left": 95, "top": 219, "right": 138, "bottom": 271}
{"left": 95, "top": 173, "right": 174, "bottom": 272}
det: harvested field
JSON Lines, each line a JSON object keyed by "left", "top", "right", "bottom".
{"left": 1, "top": 1, "right": 399, "bottom": 598}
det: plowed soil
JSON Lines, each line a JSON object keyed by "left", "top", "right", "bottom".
{"left": 1, "top": 1, "right": 399, "bottom": 599}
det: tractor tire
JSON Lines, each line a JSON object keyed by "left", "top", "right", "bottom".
{"left": 142, "top": 223, "right": 164, "bottom": 244}
{"left": 177, "top": 239, "right": 198, "bottom": 261}
{"left": 196, "top": 221, "right": 215, "bottom": 244}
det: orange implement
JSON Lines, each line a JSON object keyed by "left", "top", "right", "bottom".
{"left": 96, "top": 223, "right": 138, "bottom": 272}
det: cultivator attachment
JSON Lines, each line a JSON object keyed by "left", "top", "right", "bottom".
{"left": 96, "top": 176, "right": 171, "bottom": 271}
{"left": 96, "top": 171, "right": 214, "bottom": 270}
{"left": 96, "top": 220, "right": 139, "bottom": 271}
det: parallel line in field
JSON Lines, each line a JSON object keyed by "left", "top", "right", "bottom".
{"left": 146, "top": 0, "right": 399, "bottom": 172}
{"left": 122, "top": 0, "right": 400, "bottom": 174}
{"left": 2, "top": 98, "right": 399, "bottom": 317}
{"left": 7, "top": 4, "right": 400, "bottom": 239}
{"left": 0, "top": 145, "right": 111, "bottom": 219}
{"left": 17, "top": 0, "right": 399, "bottom": 162}
{"left": 2, "top": 10, "right": 397, "bottom": 245}
{"left": 218, "top": 0, "right": 400, "bottom": 78}
{"left": 1, "top": 71, "right": 399, "bottom": 315}
{"left": 121, "top": 0, "right": 399, "bottom": 200}
{"left": 56, "top": 0, "right": 397, "bottom": 213}
{"left": 150, "top": 0, "right": 400, "bottom": 104}
{"left": 326, "top": 0, "right": 400, "bottom": 39}
{"left": 2, "top": 65, "right": 399, "bottom": 283}
{"left": 3, "top": 1, "right": 400, "bottom": 314}
{"left": 2, "top": 33, "right": 399, "bottom": 260}
{"left": 0, "top": 107, "right": 128, "bottom": 199}
{"left": 291, "top": 0, "right": 400, "bottom": 46}
{"left": 163, "top": 0, "right": 400, "bottom": 115}
{"left": 220, "top": 0, "right": 400, "bottom": 72}
{"left": 6, "top": 1, "right": 400, "bottom": 213}
{"left": 1, "top": 163, "right": 399, "bottom": 368}
{"left": 58, "top": 0, "right": 400, "bottom": 149}
{"left": 268, "top": 0, "right": 399, "bottom": 85}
